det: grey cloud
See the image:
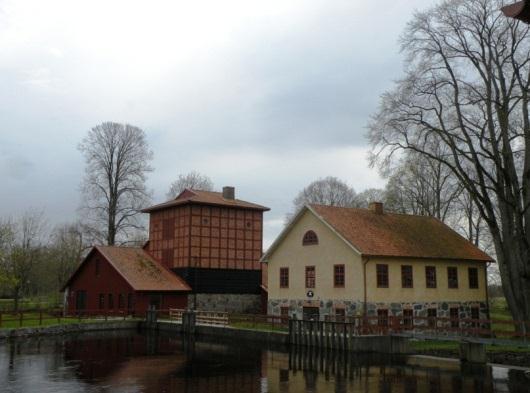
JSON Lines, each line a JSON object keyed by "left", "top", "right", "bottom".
{"left": 2, "top": 155, "right": 34, "bottom": 179}
{"left": 0, "top": 0, "right": 434, "bottom": 238}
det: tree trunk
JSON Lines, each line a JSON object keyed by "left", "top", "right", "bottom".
{"left": 493, "top": 225, "right": 530, "bottom": 325}
{"left": 12, "top": 286, "right": 20, "bottom": 312}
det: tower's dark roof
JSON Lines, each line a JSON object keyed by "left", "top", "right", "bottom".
{"left": 141, "top": 189, "right": 270, "bottom": 213}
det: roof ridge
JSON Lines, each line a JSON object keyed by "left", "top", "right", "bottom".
{"left": 308, "top": 203, "right": 442, "bottom": 219}
{"left": 143, "top": 190, "right": 270, "bottom": 212}
{"left": 191, "top": 189, "right": 221, "bottom": 194}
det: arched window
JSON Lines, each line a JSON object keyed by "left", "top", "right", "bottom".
{"left": 302, "top": 230, "right": 318, "bottom": 246}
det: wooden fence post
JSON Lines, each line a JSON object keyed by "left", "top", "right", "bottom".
{"left": 326, "top": 321, "right": 330, "bottom": 349}
{"left": 319, "top": 321, "right": 324, "bottom": 348}
{"left": 298, "top": 319, "right": 302, "bottom": 347}
{"left": 39, "top": 311, "right": 43, "bottom": 326}
{"left": 343, "top": 322, "right": 347, "bottom": 351}
{"left": 331, "top": 322, "right": 336, "bottom": 350}
{"left": 19, "top": 312, "right": 23, "bottom": 327}
{"left": 0, "top": 312, "right": 2, "bottom": 328}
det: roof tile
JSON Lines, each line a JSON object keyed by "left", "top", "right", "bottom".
{"left": 96, "top": 246, "right": 191, "bottom": 291}
{"left": 310, "top": 204, "right": 492, "bottom": 262}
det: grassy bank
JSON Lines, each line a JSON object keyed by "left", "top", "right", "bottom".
{"left": 411, "top": 339, "right": 530, "bottom": 353}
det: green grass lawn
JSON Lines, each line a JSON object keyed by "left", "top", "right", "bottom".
{"left": 0, "top": 297, "right": 62, "bottom": 312}
{"left": 410, "top": 339, "right": 530, "bottom": 353}
{"left": 488, "top": 297, "right": 520, "bottom": 335}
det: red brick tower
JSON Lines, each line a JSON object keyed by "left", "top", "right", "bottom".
{"left": 142, "top": 187, "right": 269, "bottom": 312}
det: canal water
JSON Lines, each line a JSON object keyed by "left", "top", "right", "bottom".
{"left": 0, "top": 330, "right": 529, "bottom": 393}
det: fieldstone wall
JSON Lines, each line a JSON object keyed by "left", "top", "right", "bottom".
{"left": 364, "top": 301, "right": 489, "bottom": 320}
{"left": 191, "top": 294, "right": 261, "bottom": 313}
{"left": 268, "top": 299, "right": 488, "bottom": 320}
{"left": 268, "top": 299, "right": 363, "bottom": 318}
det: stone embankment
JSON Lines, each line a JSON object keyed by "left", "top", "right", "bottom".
{"left": 0, "top": 320, "right": 139, "bottom": 340}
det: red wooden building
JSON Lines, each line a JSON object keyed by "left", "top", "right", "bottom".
{"left": 63, "top": 186, "right": 269, "bottom": 315}
{"left": 63, "top": 246, "right": 190, "bottom": 315}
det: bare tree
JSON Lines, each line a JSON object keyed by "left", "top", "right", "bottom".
{"left": 384, "top": 150, "right": 462, "bottom": 220}
{"left": 368, "top": 0, "right": 530, "bottom": 321}
{"left": 288, "top": 176, "right": 357, "bottom": 222}
{"left": 0, "top": 211, "right": 47, "bottom": 311}
{"left": 79, "top": 122, "right": 153, "bottom": 246}
{"left": 166, "top": 171, "right": 214, "bottom": 199}
{"left": 354, "top": 188, "right": 388, "bottom": 209}
{"left": 452, "top": 190, "right": 487, "bottom": 247}
{"left": 0, "top": 220, "right": 17, "bottom": 298}
{"left": 48, "top": 223, "right": 86, "bottom": 292}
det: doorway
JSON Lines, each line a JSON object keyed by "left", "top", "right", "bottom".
{"left": 303, "top": 306, "right": 320, "bottom": 321}
{"left": 149, "top": 294, "right": 162, "bottom": 309}
{"left": 75, "top": 290, "right": 87, "bottom": 312}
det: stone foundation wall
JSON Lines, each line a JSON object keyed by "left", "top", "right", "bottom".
{"left": 364, "top": 301, "right": 488, "bottom": 320}
{"left": 191, "top": 294, "right": 261, "bottom": 313}
{"left": 268, "top": 299, "right": 488, "bottom": 320}
{"left": 268, "top": 299, "right": 363, "bottom": 318}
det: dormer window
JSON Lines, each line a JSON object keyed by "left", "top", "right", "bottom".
{"left": 302, "top": 230, "right": 318, "bottom": 246}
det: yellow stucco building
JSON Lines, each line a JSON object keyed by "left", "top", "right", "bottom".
{"left": 262, "top": 203, "right": 492, "bottom": 321}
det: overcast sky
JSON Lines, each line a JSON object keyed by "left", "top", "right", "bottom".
{"left": 0, "top": 0, "right": 437, "bottom": 247}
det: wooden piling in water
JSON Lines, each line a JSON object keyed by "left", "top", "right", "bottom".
{"left": 288, "top": 316, "right": 413, "bottom": 355}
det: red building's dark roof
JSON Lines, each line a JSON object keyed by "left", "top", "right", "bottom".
{"left": 63, "top": 246, "right": 191, "bottom": 292}
{"left": 142, "top": 189, "right": 270, "bottom": 213}
{"left": 310, "top": 204, "right": 493, "bottom": 262}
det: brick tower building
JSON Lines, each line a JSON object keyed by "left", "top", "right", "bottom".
{"left": 143, "top": 186, "right": 269, "bottom": 312}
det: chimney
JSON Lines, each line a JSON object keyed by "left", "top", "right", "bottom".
{"left": 369, "top": 202, "right": 384, "bottom": 215}
{"left": 222, "top": 186, "right": 235, "bottom": 200}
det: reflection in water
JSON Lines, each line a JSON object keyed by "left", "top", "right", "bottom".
{"left": 0, "top": 330, "right": 529, "bottom": 393}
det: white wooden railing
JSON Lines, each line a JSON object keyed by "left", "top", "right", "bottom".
{"left": 168, "top": 309, "right": 229, "bottom": 326}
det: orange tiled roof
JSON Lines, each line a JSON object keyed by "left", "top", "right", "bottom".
{"left": 95, "top": 246, "right": 190, "bottom": 291}
{"left": 310, "top": 204, "right": 493, "bottom": 262}
{"left": 141, "top": 189, "right": 270, "bottom": 212}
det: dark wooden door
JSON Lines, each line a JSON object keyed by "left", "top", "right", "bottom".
{"left": 303, "top": 306, "right": 319, "bottom": 321}
{"left": 127, "top": 293, "right": 134, "bottom": 314}
{"left": 75, "top": 290, "right": 87, "bottom": 312}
